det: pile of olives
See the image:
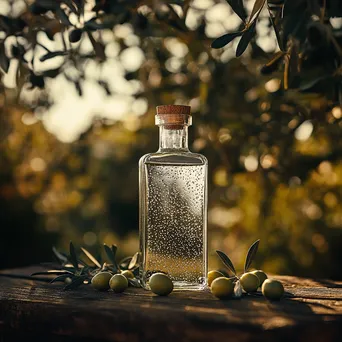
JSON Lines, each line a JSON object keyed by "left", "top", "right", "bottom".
{"left": 209, "top": 269, "right": 284, "bottom": 300}
{"left": 91, "top": 268, "right": 284, "bottom": 300}
{"left": 91, "top": 270, "right": 175, "bottom": 297}
{"left": 91, "top": 270, "right": 134, "bottom": 293}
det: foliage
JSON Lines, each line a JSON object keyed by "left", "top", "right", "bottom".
{"left": 32, "top": 241, "right": 140, "bottom": 290}
{"left": 0, "top": 0, "right": 340, "bottom": 98}
{"left": 217, "top": 239, "right": 260, "bottom": 278}
{"left": 1, "top": 0, "right": 342, "bottom": 280}
{"left": 216, "top": 239, "right": 260, "bottom": 297}
{"left": 212, "top": 0, "right": 342, "bottom": 94}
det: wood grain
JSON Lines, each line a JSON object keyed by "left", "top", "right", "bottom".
{"left": 0, "top": 267, "right": 341, "bottom": 342}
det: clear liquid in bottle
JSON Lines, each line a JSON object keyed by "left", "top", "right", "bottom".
{"left": 139, "top": 105, "right": 208, "bottom": 290}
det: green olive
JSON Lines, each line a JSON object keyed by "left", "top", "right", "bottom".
{"left": 211, "top": 277, "right": 234, "bottom": 299}
{"left": 262, "top": 279, "right": 284, "bottom": 300}
{"left": 251, "top": 270, "right": 268, "bottom": 287}
{"left": 64, "top": 277, "right": 73, "bottom": 285}
{"left": 149, "top": 273, "right": 173, "bottom": 296}
{"left": 240, "top": 272, "right": 259, "bottom": 293}
{"left": 91, "top": 272, "right": 112, "bottom": 291}
{"left": 109, "top": 274, "right": 128, "bottom": 293}
{"left": 121, "top": 270, "right": 134, "bottom": 280}
{"left": 208, "top": 270, "right": 224, "bottom": 287}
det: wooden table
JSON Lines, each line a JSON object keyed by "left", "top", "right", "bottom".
{"left": 0, "top": 266, "right": 341, "bottom": 342}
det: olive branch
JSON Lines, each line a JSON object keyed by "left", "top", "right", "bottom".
{"left": 31, "top": 242, "right": 141, "bottom": 290}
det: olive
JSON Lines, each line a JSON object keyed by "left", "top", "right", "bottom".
{"left": 149, "top": 273, "right": 173, "bottom": 296}
{"left": 251, "top": 270, "right": 268, "bottom": 287}
{"left": 91, "top": 272, "right": 112, "bottom": 291}
{"left": 262, "top": 279, "right": 284, "bottom": 300}
{"left": 109, "top": 274, "right": 128, "bottom": 293}
{"left": 121, "top": 270, "right": 134, "bottom": 280}
{"left": 64, "top": 277, "right": 73, "bottom": 285}
{"left": 240, "top": 273, "right": 259, "bottom": 293}
{"left": 211, "top": 277, "right": 234, "bottom": 299}
{"left": 208, "top": 270, "right": 224, "bottom": 287}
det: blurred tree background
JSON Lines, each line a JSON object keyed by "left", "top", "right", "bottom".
{"left": 1, "top": 0, "right": 342, "bottom": 279}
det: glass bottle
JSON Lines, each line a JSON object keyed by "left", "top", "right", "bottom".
{"left": 139, "top": 105, "right": 208, "bottom": 290}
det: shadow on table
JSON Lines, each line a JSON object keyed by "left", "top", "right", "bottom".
{"left": 315, "top": 279, "right": 342, "bottom": 289}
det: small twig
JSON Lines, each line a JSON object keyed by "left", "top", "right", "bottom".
{"left": 284, "top": 53, "right": 290, "bottom": 90}
{"left": 61, "top": 28, "right": 68, "bottom": 52}
{"left": 36, "top": 42, "right": 50, "bottom": 52}
{"left": 87, "top": 31, "right": 105, "bottom": 61}
{"left": 321, "top": 0, "right": 326, "bottom": 23}
{"left": 267, "top": 3, "right": 284, "bottom": 51}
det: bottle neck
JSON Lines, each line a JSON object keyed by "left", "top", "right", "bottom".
{"left": 158, "top": 125, "right": 189, "bottom": 152}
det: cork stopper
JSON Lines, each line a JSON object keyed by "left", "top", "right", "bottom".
{"left": 155, "top": 105, "right": 192, "bottom": 129}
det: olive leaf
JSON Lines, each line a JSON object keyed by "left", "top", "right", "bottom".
{"left": 46, "top": 269, "right": 74, "bottom": 274}
{"left": 0, "top": 44, "right": 9, "bottom": 73}
{"left": 69, "top": 241, "right": 79, "bottom": 270}
{"left": 282, "top": 3, "right": 309, "bottom": 47}
{"left": 104, "top": 244, "right": 116, "bottom": 264}
{"left": 80, "top": 265, "right": 92, "bottom": 275}
{"left": 85, "top": 18, "right": 106, "bottom": 30}
{"left": 81, "top": 247, "right": 101, "bottom": 268}
{"left": 216, "top": 250, "right": 236, "bottom": 275}
{"left": 236, "top": 21, "right": 256, "bottom": 57}
{"left": 56, "top": 7, "right": 72, "bottom": 26}
{"left": 226, "top": 0, "right": 247, "bottom": 22}
{"left": 119, "top": 256, "right": 132, "bottom": 270}
{"left": 267, "top": 5, "right": 284, "bottom": 51}
{"left": 282, "top": 0, "right": 304, "bottom": 17}
{"left": 211, "top": 32, "right": 242, "bottom": 49}
{"left": 104, "top": 244, "right": 120, "bottom": 272}
{"left": 74, "top": 80, "right": 83, "bottom": 96}
{"left": 299, "top": 76, "right": 330, "bottom": 92}
{"left": 98, "top": 80, "right": 111, "bottom": 95}
{"left": 43, "top": 68, "right": 61, "bottom": 78}
{"left": 50, "top": 274, "right": 72, "bottom": 283}
{"left": 244, "top": 239, "right": 260, "bottom": 273}
{"left": 128, "top": 252, "right": 140, "bottom": 270}
{"left": 52, "top": 246, "right": 68, "bottom": 264}
{"left": 31, "top": 270, "right": 74, "bottom": 276}
{"left": 166, "top": 4, "right": 187, "bottom": 32}
{"left": 248, "top": 0, "right": 266, "bottom": 24}
{"left": 34, "top": 0, "right": 59, "bottom": 12}
{"left": 40, "top": 51, "right": 68, "bottom": 62}
{"left": 87, "top": 31, "right": 105, "bottom": 60}
{"left": 0, "top": 15, "right": 25, "bottom": 34}
{"left": 63, "top": 275, "right": 87, "bottom": 290}
{"left": 103, "top": 244, "right": 114, "bottom": 263}
{"left": 63, "top": 0, "right": 78, "bottom": 15}
{"left": 111, "top": 244, "right": 117, "bottom": 256}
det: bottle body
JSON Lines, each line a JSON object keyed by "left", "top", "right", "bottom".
{"left": 139, "top": 151, "right": 207, "bottom": 290}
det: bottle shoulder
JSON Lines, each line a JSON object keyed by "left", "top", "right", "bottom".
{"left": 139, "top": 151, "right": 207, "bottom": 166}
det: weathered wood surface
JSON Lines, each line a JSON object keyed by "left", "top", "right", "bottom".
{"left": 0, "top": 266, "right": 341, "bottom": 342}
